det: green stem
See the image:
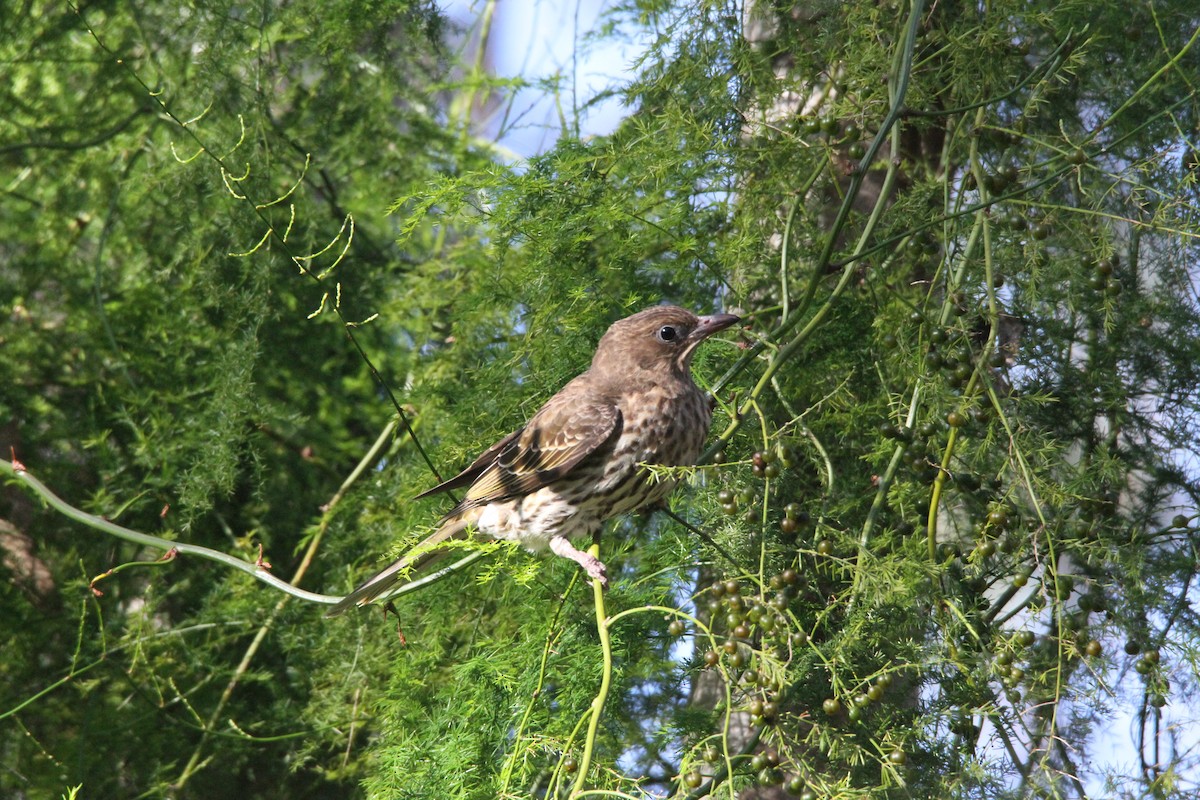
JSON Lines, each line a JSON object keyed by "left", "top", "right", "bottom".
{"left": 925, "top": 113, "right": 991, "bottom": 560}
{"left": 851, "top": 387, "right": 921, "bottom": 604}
{"left": 0, "top": 659, "right": 103, "bottom": 722}
{"left": 708, "top": 0, "right": 925, "bottom": 448}
{"left": 2, "top": 459, "right": 337, "bottom": 605}
{"left": 1099, "top": 23, "right": 1200, "bottom": 133}
{"left": 571, "top": 543, "right": 613, "bottom": 797}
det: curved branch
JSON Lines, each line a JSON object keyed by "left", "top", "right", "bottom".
{"left": 1, "top": 459, "right": 339, "bottom": 606}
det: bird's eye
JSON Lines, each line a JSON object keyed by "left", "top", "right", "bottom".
{"left": 657, "top": 325, "right": 680, "bottom": 343}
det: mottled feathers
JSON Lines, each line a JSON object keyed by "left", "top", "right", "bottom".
{"left": 326, "top": 305, "right": 738, "bottom": 616}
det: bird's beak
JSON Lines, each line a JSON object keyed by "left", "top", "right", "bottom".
{"left": 691, "top": 312, "right": 740, "bottom": 341}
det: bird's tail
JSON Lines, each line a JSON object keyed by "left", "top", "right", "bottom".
{"left": 325, "top": 516, "right": 474, "bottom": 617}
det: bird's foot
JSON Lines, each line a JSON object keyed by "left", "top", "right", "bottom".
{"left": 581, "top": 555, "right": 609, "bottom": 587}
{"left": 549, "top": 536, "right": 609, "bottom": 587}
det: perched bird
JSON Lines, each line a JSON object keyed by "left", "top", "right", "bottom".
{"left": 326, "top": 305, "right": 739, "bottom": 616}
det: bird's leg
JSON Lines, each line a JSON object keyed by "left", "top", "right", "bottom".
{"left": 549, "top": 535, "right": 608, "bottom": 587}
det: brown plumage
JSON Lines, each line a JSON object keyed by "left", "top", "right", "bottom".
{"left": 326, "top": 305, "right": 739, "bottom": 616}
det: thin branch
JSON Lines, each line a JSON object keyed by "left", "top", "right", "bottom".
{"left": 572, "top": 540, "right": 614, "bottom": 797}
{"left": 2, "top": 459, "right": 338, "bottom": 606}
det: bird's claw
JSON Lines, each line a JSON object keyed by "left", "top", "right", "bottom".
{"left": 549, "top": 535, "right": 608, "bottom": 587}
{"left": 582, "top": 556, "right": 609, "bottom": 588}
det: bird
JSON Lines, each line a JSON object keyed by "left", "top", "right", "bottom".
{"left": 326, "top": 305, "right": 739, "bottom": 616}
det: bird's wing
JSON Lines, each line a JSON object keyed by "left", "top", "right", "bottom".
{"left": 329, "top": 394, "right": 618, "bottom": 617}
{"left": 456, "top": 394, "right": 622, "bottom": 510}
{"left": 413, "top": 428, "right": 524, "bottom": 500}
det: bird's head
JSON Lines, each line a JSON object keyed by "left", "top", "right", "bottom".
{"left": 591, "top": 305, "right": 740, "bottom": 381}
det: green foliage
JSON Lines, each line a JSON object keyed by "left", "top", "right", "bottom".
{"left": 3, "top": 0, "right": 1200, "bottom": 799}
{"left": 2, "top": 0, "right": 453, "bottom": 796}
